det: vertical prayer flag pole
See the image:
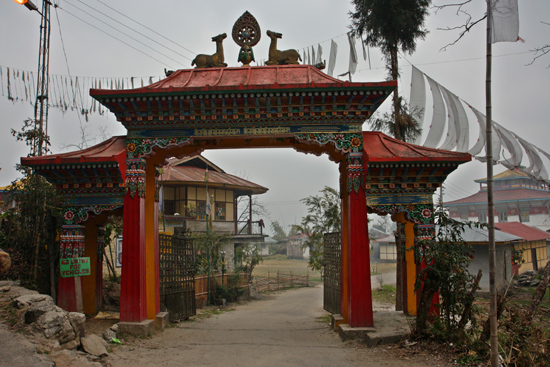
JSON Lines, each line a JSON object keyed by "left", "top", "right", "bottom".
{"left": 487, "top": 1, "right": 519, "bottom": 365}
{"left": 205, "top": 167, "right": 211, "bottom": 304}
{"left": 486, "top": 3, "right": 498, "bottom": 364}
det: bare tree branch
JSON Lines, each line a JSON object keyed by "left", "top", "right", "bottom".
{"left": 432, "top": 1, "right": 486, "bottom": 51}
{"left": 527, "top": 21, "right": 550, "bottom": 68}
{"left": 433, "top": 0, "right": 473, "bottom": 15}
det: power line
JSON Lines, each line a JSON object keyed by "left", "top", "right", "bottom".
{"left": 53, "top": 5, "right": 84, "bottom": 128}
{"left": 92, "top": 0, "right": 197, "bottom": 59}
{"left": 56, "top": 6, "right": 176, "bottom": 69}
{"left": 60, "top": 2, "right": 183, "bottom": 68}
{"left": 67, "top": 0, "right": 194, "bottom": 65}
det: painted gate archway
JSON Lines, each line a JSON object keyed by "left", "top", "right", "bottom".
{"left": 22, "top": 64, "right": 470, "bottom": 330}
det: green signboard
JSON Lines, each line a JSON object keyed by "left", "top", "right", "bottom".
{"left": 60, "top": 257, "right": 91, "bottom": 278}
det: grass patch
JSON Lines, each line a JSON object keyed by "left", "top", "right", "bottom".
{"left": 189, "top": 307, "right": 235, "bottom": 321}
{"left": 316, "top": 314, "right": 332, "bottom": 324}
{"left": 372, "top": 284, "right": 396, "bottom": 304}
{"left": 370, "top": 262, "right": 396, "bottom": 276}
{"left": 253, "top": 255, "right": 322, "bottom": 282}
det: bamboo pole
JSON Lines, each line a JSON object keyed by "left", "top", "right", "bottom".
{"left": 486, "top": 3, "right": 499, "bottom": 365}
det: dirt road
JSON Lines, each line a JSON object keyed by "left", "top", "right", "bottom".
{"left": 108, "top": 285, "right": 452, "bottom": 367}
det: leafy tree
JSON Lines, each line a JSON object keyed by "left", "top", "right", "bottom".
{"left": 369, "top": 96, "right": 423, "bottom": 143}
{"left": 270, "top": 220, "right": 288, "bottom": 242}
{"left": 1, "top": 169, "right": 63, "bottom": 293}
{"left": 350, "top": 0, "right": 430, "bottom": 311}
{"left": 297, "top": 186, "right": 340, "bottom": 274}
{"left": 414, "top": 205, "right": 482, "bottom": 340}
{"left": 193, "top": 231, "right": 230, "bottom": 275}
{"left": 349, "top": 0, "right": 430, "bottom": 141}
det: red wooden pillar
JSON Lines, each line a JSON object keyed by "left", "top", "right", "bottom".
{"left": 58, "top": 224, "right": 85, "bottom": 312}
{"left": 346, "top": 151, "right": 373, "bottom": 327}
{"left": 95, "top": 226, "right": 105, "bottom": 313}
{"left": 120, "top": 158, "right": 147, "bottom": 323}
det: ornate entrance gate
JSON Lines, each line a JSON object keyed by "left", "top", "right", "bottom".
{"left": 323, "top": 232, "right": 341, "bottom": 315}
{"left": 159, "top": 233, "right": 196, "bottom": 321}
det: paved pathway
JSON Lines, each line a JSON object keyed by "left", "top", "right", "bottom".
{"left": 108, "top": 285, "right": 449, "bottom": 367}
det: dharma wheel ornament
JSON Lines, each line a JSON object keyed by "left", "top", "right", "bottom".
{"left": 232, "top": 11, "right": 261, "bottom": 66}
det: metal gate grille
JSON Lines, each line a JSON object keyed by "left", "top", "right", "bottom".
{"left": 323, "top": 232, "right": 341, "bottom": 314}
{"left": 159, "top": 233, "right": 196, "bottom": 321}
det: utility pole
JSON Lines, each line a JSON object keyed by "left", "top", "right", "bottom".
{"left": 14, "top": 0, "right": 51, "bottom": 156}
{"left": 35, "top": 0, "right": 51, "bottom": 156}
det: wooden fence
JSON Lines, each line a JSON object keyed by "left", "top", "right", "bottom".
{"left": 195, "top": 272, "right": 248, "bottom": 296}
{"left": 252, "top": 270, "right": 309, "bottom": 293}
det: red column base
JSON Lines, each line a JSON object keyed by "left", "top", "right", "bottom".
{"left": 57, "top": 276, "right": 77, "bottom": 312}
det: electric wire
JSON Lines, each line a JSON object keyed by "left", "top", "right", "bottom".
{"left": 56, "top": 6, "right": 176, "bottom": 69}
{"left": 92, "top": 0, "right": 197, "bottom": 59}
{"left": 54, "top": 5, "right": 84, "bottom": 128}
{"left": 67, "top": 0, "right": 194, "bottom": 65}
{"left": 60, "top": 2, "right": 183, "bottom": 68}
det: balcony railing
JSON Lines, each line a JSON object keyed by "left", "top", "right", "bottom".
{"left": 237, "top": 220, "right": 264, "bottom": 235}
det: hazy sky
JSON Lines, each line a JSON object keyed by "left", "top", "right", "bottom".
{"left": 0, "top": 0, "right": 548, "bottom": 234}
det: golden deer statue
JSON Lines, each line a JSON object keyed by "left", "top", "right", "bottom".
{"left": 192, "top": 33, "right": 228, "bottom": 68}
{"left": 265, "top": 30, "right": 301, "bottom": 65}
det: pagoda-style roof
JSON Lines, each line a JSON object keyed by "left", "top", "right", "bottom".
{"left": 90, "top": 65, "right": 396, "bottom": 136}
{"left": 21, "top": 136, "right": 127, "bottom": 185}
{"left": 363, "top": 132, "right": 471, "bottom": 207}
{"left": 91, "top": 65, "right": 394, "bottom": 97}
{"left": 475, "top": 168, "right": 529, "bottom": 183}
{"left": 363, "top": 132, "right": 471, "bottom": 163}
{"left": 445, "top": 189, "right": 550, "bottom": 206}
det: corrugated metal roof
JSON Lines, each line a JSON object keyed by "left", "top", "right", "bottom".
{"left": 495, "top": 222, "right": 550, "bottom": 241}
{"left": 159, "top": 166, "right": 268, "bottom": 195}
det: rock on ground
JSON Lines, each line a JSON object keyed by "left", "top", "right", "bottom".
{"left": 81, "top": 334, "right": 109, "bottom": 357}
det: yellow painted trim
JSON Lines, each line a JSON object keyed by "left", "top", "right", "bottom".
{"left": 82, "top": 222, "right": 98, "bottom": 315}
{"left": 395, "top": 213, "right": 417, "bottom": 315}
{"left": 145, "top": 163, "right": 157, "bottom": 320}
{"left": 404, "top": 221, "right": 416, "bottom": 315}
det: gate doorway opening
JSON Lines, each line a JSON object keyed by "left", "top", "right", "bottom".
{"left": 22, "top": 63, "right": 470, "bottom": 331}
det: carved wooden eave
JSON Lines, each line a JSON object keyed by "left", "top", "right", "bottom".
{"left": 363, "top": 132, "right": 471, "bottom": 213}
{"left": 90, "top": 65, "right": 396, "bottom": 139}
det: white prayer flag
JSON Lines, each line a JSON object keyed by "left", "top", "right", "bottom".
{"left": 347, "top": 32, "right": 358, "bottom": 75}
{"left": 490, "top": 0, "right": 519, "bottom": 43}
{"left": 316, "top": 44, "right": 322, "bottom": 64}
{"left": 328, "top": 40, "right": 338, "bottom": 77}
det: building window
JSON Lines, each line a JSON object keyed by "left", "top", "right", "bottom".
{"left": 215, "top": 202, "right": 226, "bottom": 220}
{"left": 520, "top": 210, "right": 530, "bottom": 223}
{"left": 498, "top": 211, "right": 508, "bottom": 222}
{"left": 164, "top": 200, "right": 176, "bottom": 215}
{"left": 197, "top": 201, "right": 206, "bottom": 219}
{"left": 478, "top": 212, "right": 487, "bottom": 224}
{"left": 380, "top": 244, "right": 396, "bottom": 261}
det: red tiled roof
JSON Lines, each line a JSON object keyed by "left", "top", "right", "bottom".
{"left": 363, "top": 132, "right": 471, "bottom": 163}
{"left": 446, "top": 189, "right": 550, "bottom": 205}
{"left": 374, "top": 234, "right": 396, "bottom": 243}
{"left": 494, "top": 222, "right": 550, "bottom": 241}
{"left": 21, "top": 136, "right": 127, "bottom": 178}
{"left": 159, "top": 166, "right": 268, "bottom": 195}
{"left": 90, "top": 65, "right": 396, "bottom": 96}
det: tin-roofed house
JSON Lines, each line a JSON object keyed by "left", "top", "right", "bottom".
{"left": 458, "top": 225, "right": 521, "bottom": 291}
{"left": 158, "top": 154, "right": 269, "bottom": 269}
{"left": 494, "top": 222, "right": 550, "bottom": 274}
